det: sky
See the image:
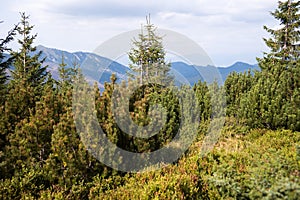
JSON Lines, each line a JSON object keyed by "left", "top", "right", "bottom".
{"left": 0, "top": 0, "right": 278, "bottom": 66}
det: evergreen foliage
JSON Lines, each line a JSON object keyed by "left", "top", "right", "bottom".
{"left": 128, "top": 16, "right": 172, "bottom": 85}
{"left": 225, "top": 70, "right": 258, "bottom": 117}
{"left": 10, "top": 13, "right": 48, "bottom": 88}
{"left": 0, "top": 22, "right": 18, "bottom": 176}
{"left": 0, "top": 22, "right": 17, "bottom": 103}
{"left": 237, "top": 0, "right": 300, "bottom": 130}
{"left": 0, "top": 2, "right": 299, "bottom": 198}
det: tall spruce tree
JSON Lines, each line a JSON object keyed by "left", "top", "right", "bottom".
{"left": 1, "top": 13, "right": 50, "bottom": 178}
{"left": 239, "top": 0, "right": 300, "bottom": 130}
{"left": 93, "top": 18, "right": 180, "bottom": 157}
{"left": 10, "top": 12, "right": 48, "bottom": 88}
{"left": 123, "top": 17, "right": 181, "bottom": 154}
{"left": 258, "top": 0, "right": 300, "bottom": 70}
{"left": 128, "top": 16, "right": 171, "bottom": 85}
{"left": 6, "top": 13, "right": 48, "bottom": 125}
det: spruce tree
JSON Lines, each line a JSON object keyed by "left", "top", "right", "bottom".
{"left": 1, "top": 13, "right": 50, "bottom": 178}
{"left": 10, "top": 12, "right": 48, "bottom": 88}
{"left": 0, "top": 22, "right": 17, "bottom": 103}
{"left": 91, "top": 18, "right": 181, "bottom": 163}
{"left": 240, "top": 0, "right": 300, "bottom": 130}
{"left": 259, "top": 0, "right": 300, "bottom": 68}
{"left": 5, "top": 13, "right": 48, "bottom": 128}
{"left": 128, "top": 16, "right": 171, "bottom": 85}
{"left": 0, "top": 22, "right": 17, "bottom": 179}
{"left": 120, "top": 18, "right": 180, "bottom": 154}
{"left": 58, "top": 54, "right": 78, "bottom": 85}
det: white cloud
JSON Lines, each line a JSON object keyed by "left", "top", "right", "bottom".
{"left": 0, "top": 0, "right": 279, "bottom": 66}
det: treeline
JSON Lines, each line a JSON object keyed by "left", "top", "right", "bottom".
{"left": 0, "top": 0, "right": 299, "bottom": 199}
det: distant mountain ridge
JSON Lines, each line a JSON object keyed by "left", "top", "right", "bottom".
{"left": 35, "top": 45, "right": 260, "bottom": 87}
{"left": 36, "top": 45, "right": 129, "bottom": 86}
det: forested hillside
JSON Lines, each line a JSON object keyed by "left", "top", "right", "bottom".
{"left": 0, "top": 1, "right": 299, "bottom": 199}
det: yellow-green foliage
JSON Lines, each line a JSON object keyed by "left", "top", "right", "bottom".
{"left": 86, "top": 122, "right": 300, "bottom": 200}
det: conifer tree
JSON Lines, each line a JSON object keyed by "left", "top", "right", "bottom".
{"left": 113, "top": 17, "right": 180, "bottom": 155}
{"left": 1, "top": 13, "right": 50, "bottom": 178}
{"left": 194, "top": 81, "right": 211, "bottom": 121}
{"left": 128, "top": 16, "right": 171, "bottom": 85}
{"left": 44, "top": 59, "right": 105, "bottom": 190}
{"left": 0, "top": 22, "right": 17, "bottom": 179}
{"left": 91, "top": 20, "right": 181, "bottom": 161}
{"left": 4, "top": 13, "right": 48, "bottom": 131}
{"left": 5, "top": 80, "right": 57, "bottom": 175}
{"left": 225, "top": 70, "right": 257, "bottom": 117}
{"left": 259, "top": 0, "right": 300, "bottom": 68}
{"left": 0, "top": 22, "right": 17, "bottom": 103}
{"left": 58, "top": 54, "right": 78, "bottom": 85}
{"left": 10, "top": 12, "right": 48, "bottom": 88}
{"left": 240, "top": 0, "right": 300, "bottom": 130}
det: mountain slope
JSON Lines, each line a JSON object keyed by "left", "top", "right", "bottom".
{"left": 36, "top": 45, "right": 129, "bottom": 86}
{"left": 218, "top": 62, "right": 259, "bottom": 78}
{"left": 171, "top": 61, "right": 259, "bottom": 85}
{"left": 36, "top": 45, "right": 260, "bottom": 86}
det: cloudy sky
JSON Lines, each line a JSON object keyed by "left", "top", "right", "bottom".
{"left": 0, "top": 0, "right": 278, "bottom": 66}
